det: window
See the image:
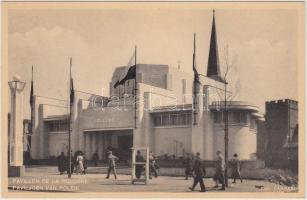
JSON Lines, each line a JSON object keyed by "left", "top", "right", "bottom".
{"left": 240, "top": 112, "right": 247, "bottom": 123}
{"left": 46, "top": 119, "right": 69, "bottom": 132}
{"left": 153, "top": 112, "right": 191, "bottom": 127}
{"left": 214, "top": 111, "right": 248, "bottom": 124}
{"left": 162, "top": 113, "right": 170, "bottom": 126}
{"left": 233, "top": 112, "right": 240, "bottom": 123}
{"left": 250, "top": 119, "right": 256, "bottom": 130}
{"left": 154, "top": 115, "right": 162, "bottom": 126}
{"left": 213, "top": 111, "right": 224, "bottom": 123}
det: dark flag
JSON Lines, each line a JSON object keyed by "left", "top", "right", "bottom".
{"left": 114, "top": 80, "right": 120, "bottom": 88}
{"left": 114, "top": 65, "right": 136, "bottom": 88}
{"left": 114, "top": 51, "right": 136, "bottom": 88}
{"left": 193, "top": 33, "right": 200, "bottom": 84}
{"left": 70, "top": 77, "right": 74, "bottom": 105}
{"left": 70, "top": 58, "right": 75, "bottom": 105}
{"left": 29, "top": 66, "right": 34, "bottom": 106}
{"left": 29, "top": 65, "right": 35, "bottom": 135}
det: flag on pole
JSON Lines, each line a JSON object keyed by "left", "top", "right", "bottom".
{"left": 114, "top": 51, "right": 136, "bottom": 88}
{"left": 193, "top": 33, "right": 200, "bottom": 84}
{"left": 70, "top": 58, "right": 75, "bottom": 105}
{"left": 29, "top": 66, "right": 34, "bottom": 106}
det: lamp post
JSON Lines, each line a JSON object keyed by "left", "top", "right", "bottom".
{"left": 8, "top": 75, "right": 26, "bottom": 177}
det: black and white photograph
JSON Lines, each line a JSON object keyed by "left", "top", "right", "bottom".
{"left": 1, "top": 1, "right": 305, "bottom": 198}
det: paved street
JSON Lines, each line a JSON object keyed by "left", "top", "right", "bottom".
{"left": 8, "top": 166, "right": 297, "bottom": 193}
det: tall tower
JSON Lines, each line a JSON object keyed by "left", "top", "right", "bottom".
{"left": 207, "top": 10, "right": 226, "bottom": 83}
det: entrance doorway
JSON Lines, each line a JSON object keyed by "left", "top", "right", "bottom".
{"left": 117, "top": 135, "right": 133, "bottom": 162}
{"left": 83, "top": 129, "right": 133, "bottom": 163}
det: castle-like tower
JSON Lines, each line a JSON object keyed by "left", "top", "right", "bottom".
{"left": 265, "top": 99, "right": 298, "bottom": 168}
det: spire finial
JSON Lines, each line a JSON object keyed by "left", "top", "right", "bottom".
{"left": 213, "top": 9, "right": 215, "bottom": 15}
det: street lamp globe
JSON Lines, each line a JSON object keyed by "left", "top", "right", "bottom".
{"left": 8, "top": 75, "right": 26, "bottom": 91}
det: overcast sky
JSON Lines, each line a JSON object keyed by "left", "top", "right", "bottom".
{"left": 7, "top": 6, "right": 299, "bottom": 118}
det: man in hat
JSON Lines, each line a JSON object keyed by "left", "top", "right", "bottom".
{"left": 57, "top": 152, "right": 67, "bottom": 175}
{"left": 232, "top": 153, "right": 243, "bottom": 183}
{"left": 189, "top": 152, "right": 206, "bottom": 192}
{"left": 106, "top": 151, "right": 118, "bottom": 179}
{"left": 213, "top": 150, "right": 226, "bottom": 190}
{"left": 149, "top": 151, "right": 158, "bottom": 179}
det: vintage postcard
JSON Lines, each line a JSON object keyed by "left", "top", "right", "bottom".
{"left": 1, "top": 1, "right": 305, "bottom": 198}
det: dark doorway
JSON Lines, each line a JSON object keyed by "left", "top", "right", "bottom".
{"left": 117, "top": 135, "right": 133, "bottom": 162}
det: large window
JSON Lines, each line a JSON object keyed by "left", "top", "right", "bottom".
{"left": 213, "top": 111, "right": 248, "bottom": 124}
{"left": 46, "top": 119, "right": 69, "bottom": 132}
{"left": 153, "top": 112, "right": 191, "bottom": 127}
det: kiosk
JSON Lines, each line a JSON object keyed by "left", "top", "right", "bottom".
{"left": 131, "top": 147, "right": 149, "bottom": 184}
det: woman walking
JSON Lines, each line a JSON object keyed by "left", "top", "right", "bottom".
{"left": 76, "top": 152, "right": 85, "bottom": 175}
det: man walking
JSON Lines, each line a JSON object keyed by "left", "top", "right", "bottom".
{"left": 149, "top": 151, "right": 158, "bottom": 179}
{"left": 232, "top": 153, "right": 243, "bottom": 183}
{"left": 106, "top": 151, "right": 118, "bottom": 179}
{"left": 213, "top": 150, "right": 226, "bottom": 190}
{"left": 57, "top": 152, "right": 67, "bottom": 175}
{"left": 189, "top": 152, "right": 206, "bottom": 192}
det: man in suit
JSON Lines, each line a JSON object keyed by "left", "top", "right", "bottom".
{"left": 213, "top": 150, "right": 226, "bottom": 190}
{"left": 149, "top": 151, "right": 158, "bottom": 179}
{"left": 189, "top": 152, "right": 206, "bottom": 192}
{"left": 106, "top": 151, "right": 118, "bottom": 179}
{"left": 232, "top": 153, "right": 243, "bottom": 183}
{"left": 57, "top": 152, "right": 67, "bottom": 175}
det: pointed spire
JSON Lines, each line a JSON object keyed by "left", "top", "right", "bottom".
{"left": 207, "top": 10, "right": 225, "bottom": 83}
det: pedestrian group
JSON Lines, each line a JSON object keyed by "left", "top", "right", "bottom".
{"left": 57, "top": 149, "right": 243, "bottom": 192}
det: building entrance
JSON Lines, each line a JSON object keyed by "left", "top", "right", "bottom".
{"left": 83, "top": 129, "right": 133, "bottom": 163}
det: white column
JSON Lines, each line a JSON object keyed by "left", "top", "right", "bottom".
{"left": 103, "top": 135, "right": 108, "bottom": 160}
{"left": 9, "top": 86, "right": 24, "bottom": 166}
{"left": 98, "top": 134, "right": 103, "bottom": 160}
{"left": 85, "top": 134, "right": 91, "bottom": 160}
{"left": 91, "top": 133, "right": 97, "bottom": 157}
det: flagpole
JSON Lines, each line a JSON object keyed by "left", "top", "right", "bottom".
{"left": 192, "top": 33, "right": 198, "bottom": 125}
{"left": 30, "top": 65, "right": 34, "bottom": 148}
{"left": 68, "top": 58, "right": 72, "bottom": 178}
{"left": 134, "top": 45, "right": 137, "bottom": 129}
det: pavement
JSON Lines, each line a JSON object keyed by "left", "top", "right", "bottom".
{"left": 8, "top": 166, "right": 298, "bottom": 193}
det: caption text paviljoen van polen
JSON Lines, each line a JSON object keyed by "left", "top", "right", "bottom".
{"left": 10, "top": 177, "right": 88, "bottom": 191}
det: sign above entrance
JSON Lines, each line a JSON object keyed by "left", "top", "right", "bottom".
{"left": 81, "top": 107, "right": 134, "bottom": 130}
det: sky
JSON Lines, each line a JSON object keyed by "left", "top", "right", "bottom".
{"left": 7, "top": 6, "right": 299, "bottom": 118}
